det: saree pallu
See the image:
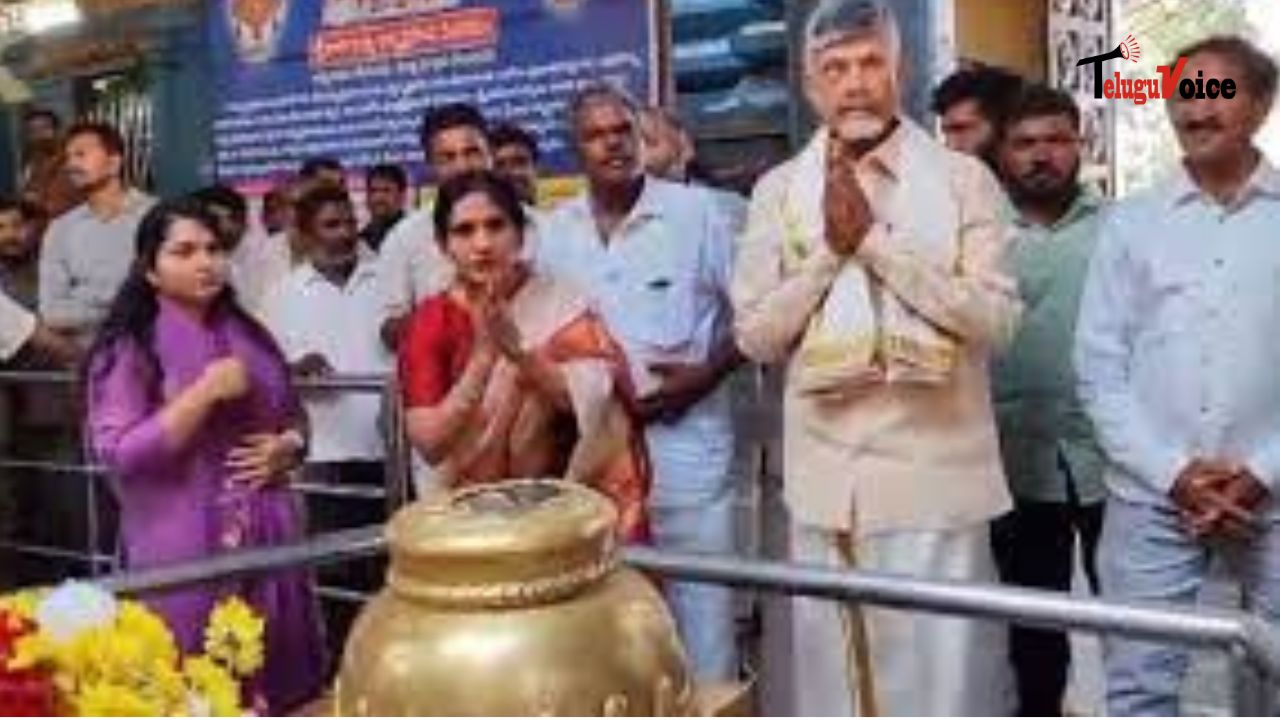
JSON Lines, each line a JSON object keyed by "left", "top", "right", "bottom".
{"left": 401, "top": 274, "right": 651, "bottom": 541}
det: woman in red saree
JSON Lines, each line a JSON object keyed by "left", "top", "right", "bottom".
{"left": 398, "top": 171, "right": 650, "bottom": 540}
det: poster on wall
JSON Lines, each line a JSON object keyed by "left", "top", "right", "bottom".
{"left": 208, "top": 0, "right": 660, "bottom": 191}
{"left": 1048, "top": 0, "right": 1114, "bottom": 194}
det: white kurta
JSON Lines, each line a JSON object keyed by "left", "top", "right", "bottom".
{"left": 735, "top": 120, "right": 1018, "bottom": 716}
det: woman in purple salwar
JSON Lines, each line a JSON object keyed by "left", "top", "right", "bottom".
{"left": 84, "top": 198, "right": 326, "bottom": 712}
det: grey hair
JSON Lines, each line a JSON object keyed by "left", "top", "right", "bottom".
{"left": 1175, "top": 35, "right": 1278, "bottom": 108}
{"left": 803, "top": 0, "right": 901, "bottom": 62}
{"left": 566, "top": 82, "right": 641, "bottom": 135}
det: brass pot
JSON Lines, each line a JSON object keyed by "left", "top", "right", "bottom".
{"left": 334, "top": 480, "right": 694, "bottom": 716}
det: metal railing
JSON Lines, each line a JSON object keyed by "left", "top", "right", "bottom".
{"left": 7, "top": 367, "right": 1280, "bottom": 714}
{"left": 96, "top": 523, "right": 1280, "bottom": 716}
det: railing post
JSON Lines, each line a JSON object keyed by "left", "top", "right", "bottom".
{"left": 1231, "top": 644, "right": 1276, "bottom": 716}
{"left": 381, "top": 375, "right": 411, "bottom": 513}
{"left": 86, "top": 450, "right": 102, "bottom": 576}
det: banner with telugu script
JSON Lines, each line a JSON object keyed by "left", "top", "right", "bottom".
{"left": 208, "top": 0, "right": 659, "bottom": 190}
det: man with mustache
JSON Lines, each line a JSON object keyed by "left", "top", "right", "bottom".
{"left": 1075, "top": 36, "right": 1280, "bottom": 715}
{"left": 38, "top": 122, "right": 155, "bottom": 348}
{"left": 732, "top": 0, "right": 1020, "bottom": 713}
{"left": 990, "top": 84, "right": 1105, "bottom": 716}
{"left": 539, "top": 84, "right": 744, "bottom": 682}
{"left": 376, "top": 103, "right": 494, "bottom": 351}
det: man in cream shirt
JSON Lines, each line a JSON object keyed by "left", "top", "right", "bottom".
{"left": 731, "top": 0, "right": 1021, "bottom": 714}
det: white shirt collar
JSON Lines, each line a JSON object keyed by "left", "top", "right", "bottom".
{"left": 564, "top": 175, "right": 672, "bottom": 235}
{"left": 1166, "top": 155, "right": 1280, "bottom": 210}
{"left": 298, "top": 245, "right": 379, "bottom": 288}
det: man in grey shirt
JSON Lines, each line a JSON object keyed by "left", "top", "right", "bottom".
{"left": 38, "top": 122, "right": 155, "bottom": 345}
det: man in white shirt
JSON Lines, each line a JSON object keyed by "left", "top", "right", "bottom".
{"left": 376, "top": 103, "right": 493, "bottom": 350}
{"left": 540, "top": 84, "right": 744, "bottom": 681}
{"left": 193, "top": 184, "right": 289, "bottom": 317}
{"left": 262, "top": 184, "right": 391, "bottom": 488}
{"left": 261, "top": 183, "right": 392, "bottom": 634}
{"left": 1075, "top": 36, "right": 1280, "bottom": 715}
{"left": 38, "top": 122, "right": 155, "bottom": 346}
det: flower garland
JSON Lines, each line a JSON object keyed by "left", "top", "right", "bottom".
{"left": 0, "top": 582, "right": 264, "bottom": 716}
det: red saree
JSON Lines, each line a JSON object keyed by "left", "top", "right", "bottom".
{"left": 400, "top": 273, "right": 651, "bottom": 541}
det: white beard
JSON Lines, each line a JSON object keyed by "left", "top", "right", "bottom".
{"left": 831, "top": 112, "right": 889, "bottom": 143}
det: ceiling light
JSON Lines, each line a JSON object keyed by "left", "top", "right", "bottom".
{"left": 20, "top": 0, "right": 82, "bottom": 34}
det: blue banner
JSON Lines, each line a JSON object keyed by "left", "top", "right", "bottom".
{"left": 209, "top": 0, "right": 658, "bottom": 188}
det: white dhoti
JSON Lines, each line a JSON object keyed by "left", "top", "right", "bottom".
{"left": 781, "top": 522, "right": 1012, "bottom": 716}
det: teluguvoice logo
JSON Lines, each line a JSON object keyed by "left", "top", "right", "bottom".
{"left": 1076, "top": 34, "right": 1238, "bottom": 105}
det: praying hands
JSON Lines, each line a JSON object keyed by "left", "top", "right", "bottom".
{"left": 823, "top": 140, "right": 874, "bottom": 256}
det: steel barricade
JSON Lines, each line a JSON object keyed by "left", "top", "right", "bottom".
{"left": 95, "top": 524, "right": 1280, "bottom": 716}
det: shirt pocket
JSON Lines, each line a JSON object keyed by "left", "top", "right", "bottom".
{"left": 620, "top": 250, "right": 701, "bottom": 354}
{"left": 1139, "top": 257, "right": 1200, "bottom": 346}
{"left": 622, "top": 266, "right": 701, "bottom": 353}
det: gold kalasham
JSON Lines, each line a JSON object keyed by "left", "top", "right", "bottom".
{"left": 334, "top": 479, "right": 695, "bottom": 716}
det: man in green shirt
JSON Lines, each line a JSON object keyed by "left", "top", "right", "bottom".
{"left": 991, "top": 84, "right": 1106, "bottom": 716}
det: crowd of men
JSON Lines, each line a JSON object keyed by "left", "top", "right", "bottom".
{"left": 2, "top": 0, "right": 1280, "bottom": 714}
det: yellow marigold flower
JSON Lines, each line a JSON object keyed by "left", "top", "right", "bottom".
{"left": 116, "top": 601, "right": 179, "bottom": 667}
{"left": 86, "top": 628, "right": 152, "bottom": 686}
{"left": 55, "top": 628, "right": 101, "bottom": 682}
{"left": 184, "top": 655, "right": 243, "bottom": 717}
{"left": 144, "top": 660, "right": 189, "bottom": 714}
{"left": 204, "top": 597, "right": 264, "bottom": 678}
{"left": 74, "top": 680, "right": 166, "bottom": 717}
